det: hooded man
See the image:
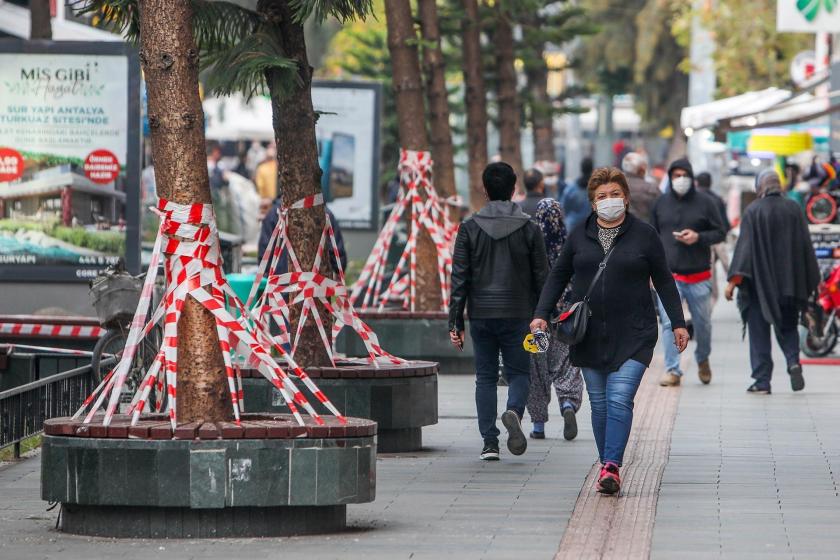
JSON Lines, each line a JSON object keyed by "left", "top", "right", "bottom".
{"left": 652, "top": 158, "right": 727, "bottom": 387}
{"left": 725, "top": 170, "right": 820, "bottom": 394}
{"left": 449, "top": 162, "right": 548, "bottom": 461}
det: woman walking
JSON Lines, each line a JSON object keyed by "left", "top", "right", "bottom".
{"left": 526, "top": 199, "right": 584, "bottom": 441}
{"left": 531, "top": 167, "right": 689, "bottom": 495}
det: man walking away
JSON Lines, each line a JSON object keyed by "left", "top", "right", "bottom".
{"left": 726, "top": 170, "right": 820, "bottom": 394}
{"left": 560, "top": 157, "right": 593, "bottom": 232}
{"left": 653, "top": 159, "right": 727, "bottom": 386}
{"left": 622, "top": 152, "right": 660, "bottom": 224}
{"left": 449, "top": 162, "right": 549, "bottom": 461}
{"left": 519, "top": 168, "right": 547, "bottom": 217}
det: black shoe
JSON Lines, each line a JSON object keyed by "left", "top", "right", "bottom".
{"left": 501, "top": 410, "right": 527, "bottom": 455}
{"left": 480, "top": 443, "right": 500, "bottom": 461}
{"left": 562, "top": 407, "right": 578, "bottom": 441}
{"left": 788, "top": 364, "right": 805, "bottom": 392}
{"left": 529, "top": 430, "right": 545, "bottom": 439}
{"left": 747, "top": 382, "right": 771, "bottom": 394}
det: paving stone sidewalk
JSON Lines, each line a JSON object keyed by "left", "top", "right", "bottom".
{"left": 652, "top": 301, "right": 840, "bottom": 560}
{"left": 0, "top": 373, "right": 597, "bottom": 560}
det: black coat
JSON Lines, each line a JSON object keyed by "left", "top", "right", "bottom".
{"left": 651, "top": 186, "right": 727, "bottom": 275}
{"left": 535, "top": 213, "right": 686, "bottom": 371}
{"left": 729, "top": 193, "right": 820, "bottom": 328}
{"left": 448, "top": 204, "right": 548, "bottom": 331}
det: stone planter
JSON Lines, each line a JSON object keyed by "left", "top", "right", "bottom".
{"left": 41, "top": 413, "right": 376, "bottom": 538}
{"left": 335, "top": 311, "right": 474, "bottom": 375}
{"left": 241, "top": 361, "right": 438, "bottom": 453}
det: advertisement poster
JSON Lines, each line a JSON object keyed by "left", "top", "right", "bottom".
{"left": 0, "top": 41, "right": 140, "bottom": 281}
{"left": 312, "top": 81, "right": 381, "bottom": 230}
{"left": 810, "top": 223, "right": 840, "bottom": 277}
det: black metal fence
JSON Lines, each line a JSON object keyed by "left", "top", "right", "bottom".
{"left": 0, "top": 361, "right": 104, "bottom": 458}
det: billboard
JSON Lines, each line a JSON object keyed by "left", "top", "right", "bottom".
{"left": 313, "top": 81, "right": 381, "bottom": 230}
{"left": 0, "top": 41, "right": 140, "bottom": 282}
{"left": 778, "top": 0, "right": 840, "bottom": 32}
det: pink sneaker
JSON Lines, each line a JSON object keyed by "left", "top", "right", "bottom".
{"left": 597, "top": 462, "right": 621, "bottom": 495}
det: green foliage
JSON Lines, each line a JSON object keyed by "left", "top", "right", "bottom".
{"left": 202, "top": 31, "right": 299, "bottom": 100}
{"left": 289, "top": 0, "right": 373, "bottom": 23}
{"left": 675, "top": 0, "right": 812, "bottom": 98}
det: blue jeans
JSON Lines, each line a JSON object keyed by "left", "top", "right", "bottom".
{"left": 469, "top": 318, "right": 531, "bottom": 445}
{"left": 657, "top": 279, "right": 713, "bottom": 375}
{"left": 581, "top": 359, "right": 647, "bottom": 466}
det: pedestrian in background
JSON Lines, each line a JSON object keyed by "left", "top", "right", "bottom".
{"left": 695, "top": 172, "right": 731, "bottom": 307}
{"left": 519, "top": 168, "right": 547, "bottom": 217}
{"left": 526, "top": 199, "right": 583, "bottom": 441}
{"left": 560, "top": 157, "right": 593, "bottom": 232}
{"left": 532, "top": 167, "right": 688, "bottom": 495}
{"left": 653, "top": 159, "right": 726, "bottom": 387}
{"left": 621, "top": 152, "right": 660, "bottom": 224}
{"left": 726, "top": 170, "right": 820, "bottom": 394}
{"left": 255, "top": 143, "right": 279, "bottom": 202}
{"left": 449, "top": 162, "right": 549, "bottom": 461}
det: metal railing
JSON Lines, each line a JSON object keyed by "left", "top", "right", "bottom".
{"left": 0, "top": 360, "right": 107, "bottom": 458}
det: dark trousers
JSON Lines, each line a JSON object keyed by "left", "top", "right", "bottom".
{"left": 469, "top": 318, "right": 531, "bottom": 445}
{"left": 747, "top": 292, "right": 800, "bottom": 387}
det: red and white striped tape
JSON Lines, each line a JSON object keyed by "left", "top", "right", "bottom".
{"left": 74, "top": 197, "right": 345, "bottom": 429}
{"left": 351, "top": 149, "right": 456, "bottom": 312}
{"left": 247, "top": 193, "right": 404, "bottom": 368}
{"left": 0, "top": 322, "right": 105, "bottom": 339}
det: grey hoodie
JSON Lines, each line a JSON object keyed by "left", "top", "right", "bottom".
{"left": 472, "top": 200, "right": 531, "bottom": 240}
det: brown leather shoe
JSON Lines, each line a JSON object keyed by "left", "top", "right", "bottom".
{"left": 659, "top": 371, "right": 681, "bottom": 386}
{"left": 698, "top": 360, "right": 712, "bottom": 385}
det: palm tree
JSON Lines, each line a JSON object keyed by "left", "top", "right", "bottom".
{"left": 460, "top": 0, "right": 488, "bottom": 212}
{"left": 73, "top": 0, "right": 376, "bottom": 368}
{"left": 383, "top": 0, "right": 442, "bottom": 311}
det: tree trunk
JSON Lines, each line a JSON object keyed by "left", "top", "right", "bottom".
{"left": 528, "top": 62, "right": 554, "bottom": 163}
{"left": 461, "top": 0, "right": 488, "bottom": 212}
{"left": 384, "top": 0, "right": 441, "bottom": 311}
{"left": 29, "top": 0, "right": 52, "bottom": 40}
{"left": 418, "top": 0, "right": 456, "bottom": 202}
{"left": 258, "top": 0, "right": 331, "bottom": 366}
{"left": 494, "top": 8, "right": 523, "bottom": 194}
{"left": 139, "top": 0, "right": 229, "bottom": 423}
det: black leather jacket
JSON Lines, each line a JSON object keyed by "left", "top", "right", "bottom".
{"left": 448, "top": 205, "right": 548, "bottom": 331}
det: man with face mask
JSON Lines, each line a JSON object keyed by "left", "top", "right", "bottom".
{"left": 652, "top": 159, "right": 727, "bottom": 387}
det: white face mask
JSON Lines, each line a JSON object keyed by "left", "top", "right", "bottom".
{"left": 595, "top": 198, "right": 626, "bottom": 222}
{"left": 671, "top": 176, "right": 692, "bottom": 196}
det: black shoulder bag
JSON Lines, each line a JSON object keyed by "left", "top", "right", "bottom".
{"left": 552, "top": 244, "right": 616, "bottom": 345}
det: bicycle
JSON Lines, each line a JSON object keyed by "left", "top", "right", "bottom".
{"left": 89, "top": 261, "right": 165, "bottom": 411}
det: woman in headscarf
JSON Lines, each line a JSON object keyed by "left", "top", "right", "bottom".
{"left": 526, "top": 198, "right": 584, "bottom": 440}
{"left": 726, "top": 169, "right": 820, "bottom": 394}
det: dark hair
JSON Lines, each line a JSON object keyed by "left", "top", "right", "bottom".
{"left": 695, "top": 172, "right": 712, "bottom": 189}
{"left": 581, "top": 157, "right": 594, "bottom": 176}
{"left": 482, "top": 162, "right": 517, "bottom": 200}
{"left": 587, "top": 167, "right": 631, "bottom": 202}
{"left": 523, "top": 169, "right": 544, "bottom": 192}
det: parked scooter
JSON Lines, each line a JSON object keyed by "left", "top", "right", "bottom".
{"left": 801, "top": 263, "right": 840, "bottom": 357}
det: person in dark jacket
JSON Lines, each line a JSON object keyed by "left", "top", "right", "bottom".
{"left": 519, "top": 168, "right": 547, "bottom": 217}
{"left": 258, "top": 198, "right": 347, "bottom": 274}
{"left": 621, "top": 152, "right": 660, "bottom": 224}
{"left": 560, "top": 157, "right": 593, "bottom": 231}
{"left": 725, "top": 170, "right": 820, "bottom": 394}
{"left": 695, "top": 172, "right": 731, "bottom": 306}
{"left": 449, "top": 162, "right": 549, "bottom": 461}
{"left": 652, "top": 159, "right": 726, "bottom": 387}
{"left": 531, "top": 167, "right": 688, "bottom": 495}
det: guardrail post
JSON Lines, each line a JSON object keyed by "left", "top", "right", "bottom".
{"left": 13, "top": 441, "right": 20, "bottom": 459}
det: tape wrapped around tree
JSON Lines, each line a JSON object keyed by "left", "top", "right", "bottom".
{"left": 74, "top": 198, "right": 345, "bottom": 430}
{"left": 351, "top": 149, "right": 458, "bottom": 312}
